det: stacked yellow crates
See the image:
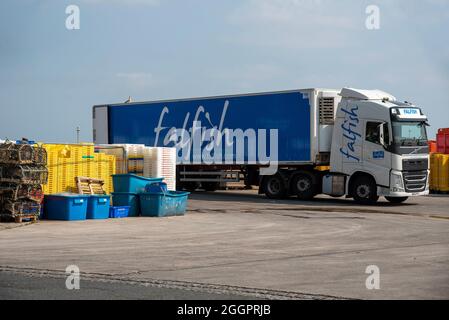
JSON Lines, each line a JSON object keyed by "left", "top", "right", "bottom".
{"left": 43, "top": 145, "right": 60, "bottom": 194}
{"left": 439, "top": 154, "right": 449, "bottom": 192}
{"left": 430, "top": 153, "right": 449, "bottom": 193}
{"left": 94, "top": 153, "right": 116, "bottom": 194}
{"left": 429, "top": 153, "right": 439, "bottom": 191}
{"left": 40, "top": 144, "right": 116, "bottom": 195}
{"left": 58, "top": 149, "right": 76, "bottom": 193}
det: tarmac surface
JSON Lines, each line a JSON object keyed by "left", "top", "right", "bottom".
{"left": 1, "top": 190, "right": 448, "bottom": 300}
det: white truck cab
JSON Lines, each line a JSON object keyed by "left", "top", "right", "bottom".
{"left": 325, "top": 88, "right": 429, "bottom": 204}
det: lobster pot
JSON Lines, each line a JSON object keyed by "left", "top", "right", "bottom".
{"left": 0, "top": 165, "right": 48, "bottom": 185}
{"left": 3, "top": 200, "right": 41, "bottom": 216}
{"left": 33, "top": 146, "right": 47, "bottom": 165}
{"left": 143, "top": 147, "right": 177, "bottom": 191}
{"left": 0, "top": 183, "right": 43, "bottom": 202}
{"left": 0, "top": 143, "right": 32, "bottom": 164}
{"left": 0, "top": 143, "right": 47, "bottom": 166}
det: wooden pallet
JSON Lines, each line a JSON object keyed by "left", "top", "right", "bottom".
{"left": 15, "top": 215, "right": 38, "bottom": 223}
{"left": 0, "top": 214, "right": 38, "bottom": 223}
{"left": 76, "top": 177, "right": 106, "bottom": 195}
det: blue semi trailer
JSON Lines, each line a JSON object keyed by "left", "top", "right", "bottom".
{"left": 93, "top": 88, "right": 429, "bottom": 204}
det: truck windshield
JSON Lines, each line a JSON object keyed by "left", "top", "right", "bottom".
{"left": 392, "top": 121, "right": 428, "bottom": 146}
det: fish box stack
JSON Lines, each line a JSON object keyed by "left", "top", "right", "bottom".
{"left": 0, "top": 141, "right": 48, "bottom": 222}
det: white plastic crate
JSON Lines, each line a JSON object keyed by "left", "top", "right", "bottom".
{"left": 143, "top": 147, "right": 177, "bottom": 191}
{"left": 123, "top": 144, "right": 145, "bottom": 159}
{"left": 97, "top": 144, "right": 177, "bottom": 191}
{"left": 103, "top": 144, "right": 145, "bottom": 175}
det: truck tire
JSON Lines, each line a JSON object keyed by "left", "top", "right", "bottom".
{"left": 263, "top": 174, "right": 287, "bottom": 199}
{"left": 202, "top": 182, "right": 220, "bottom": 192}
{"left": 181, "top": 181, "right": 200, "bottom": 192}
{"left": 385, "top": 196, "right": 408, "bottom": 204}
{"left": 291, "top": 173, "right": 316, "bottom": 200}
{"left": 351, "top": 176, "right": 379, "bottom": 205}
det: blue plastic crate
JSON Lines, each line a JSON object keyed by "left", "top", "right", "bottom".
{"left": 87, "top": 195, "right": 110, "bottom": 219}
{"left": 109, "top": 206, "right": 130, "bottom": 218}
{"left": 44, "top": 194, "right": 89, "bottom": 221}
{"left": 112, "top": 174, "right": 163, "bottom": 193}
{"left": 111, "top": 192, "right": 140, "bottom": 217}
{"left": 139, "top": 191, "right": 190, "bottom": 217}
{"left": 144, "top": 182, "right": 168, "bottom": 193}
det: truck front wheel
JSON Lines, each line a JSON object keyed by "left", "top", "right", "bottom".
{"left": 351, "top": 176, "right": 379, "bottom": 205}
{"left": 291, "top": 173, "right": 316, "bottom": 200}
{"left": 263, "top": 174, "right": 287, "bottom": 199}
{"left": 385, "top": 196, "right": 408, "bottom": 204}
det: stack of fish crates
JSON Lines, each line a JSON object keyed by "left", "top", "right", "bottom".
{"left": 96, "top": 144, "right": 177, "bottom": 191}
{"left": 123, "top": 144, "right": 145, "bottom": 175}
{"left": 0, "top": 141, "right": 48, "bottom": 222}
{"left": 41, "top": 144, "right": 116, "bottom": 195}
{"left": 143, "top": 147, "right": 177, "bottom": 191}
{"left": 430, "top": 153, "right": 449, "bottom": 193}
{"left": 429, "top": 129, "right": 449, "bottom": 194}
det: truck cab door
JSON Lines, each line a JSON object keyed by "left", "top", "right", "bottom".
{"left": 362, "top": 120, "right": 392, "bottom": 187}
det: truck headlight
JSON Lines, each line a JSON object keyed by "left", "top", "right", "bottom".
{"left": 390, "top": 170, "right": 404, "bottom": 192}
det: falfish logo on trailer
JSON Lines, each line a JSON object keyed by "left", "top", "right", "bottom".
{"left": 339, "top": 105, "right": 361, "bottom": 162}
{"left": 153, "top": 100, "right": 279, "bottom": 175}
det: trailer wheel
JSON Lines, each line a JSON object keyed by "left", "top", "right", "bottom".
{"left": 181, "top": 181, "right": 200, "bottom": 192}
{"left": 291, "top": 173, "right": 316, "bottom": 200}
{"left": 351, "top": 176, "right": 379, "bottom": 205}
{"left": 202, "top": 182, "right": 220, "bottom": 192}
{"left": 385, "top": 196, "right": 408, "bottom": 204}
{"left": 263, "top": 174, "right": 287, "bottom": 199}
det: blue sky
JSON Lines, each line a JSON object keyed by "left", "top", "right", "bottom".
{"left": 1, "top": 0, "right": 448, "bottom": 142}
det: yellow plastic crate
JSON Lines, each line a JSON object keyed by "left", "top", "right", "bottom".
{"left": 96, "top": 153, "right": 116, "bottom": 194}
{"left": 40, "top": 144, "right": 115, "bottom": 195}
{"left": 58, "top": 157, "right": 73, "bottom": 193}
{"left": 439, "top": 154, "right": 449, "bottom": 192}
{"left": 42, "top": 145, "right": 60, "bottom": 194}
{"left": 429, "top": 153, "right": 440, "bottom": 191}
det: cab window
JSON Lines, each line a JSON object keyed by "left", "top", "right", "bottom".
{"left": 366, "top": 122, "right": 382, "bottom": 144}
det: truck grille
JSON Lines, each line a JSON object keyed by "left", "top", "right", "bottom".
{"left": 319, "top": 97, "right": 335, "bottom": 125}
{"left": 403, "top": 170, "right": 427, "bottom": 192}
{"left": 402, "top": 158, "right": 428, "bottom": 171}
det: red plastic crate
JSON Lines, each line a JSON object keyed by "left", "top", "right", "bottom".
{"left": 437, "top": 128, "right": 449, "bottom": 154}
{"left": 428, "top": 140, "right": 437, "bottom": 153}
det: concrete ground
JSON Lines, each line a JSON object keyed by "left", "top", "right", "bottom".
{"left": 1, "top": 191, "right": 448, "bottom": 300}
{"left": 0, "top": 271, "right": 251, "bottom": 300}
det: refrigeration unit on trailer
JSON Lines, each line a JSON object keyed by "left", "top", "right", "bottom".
{"left": 93, "top": 87, "right": 429, "bottom": 204}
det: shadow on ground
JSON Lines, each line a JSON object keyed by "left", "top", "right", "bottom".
{"left": 188, "top": 190, "right": 418, "bottom": 208}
